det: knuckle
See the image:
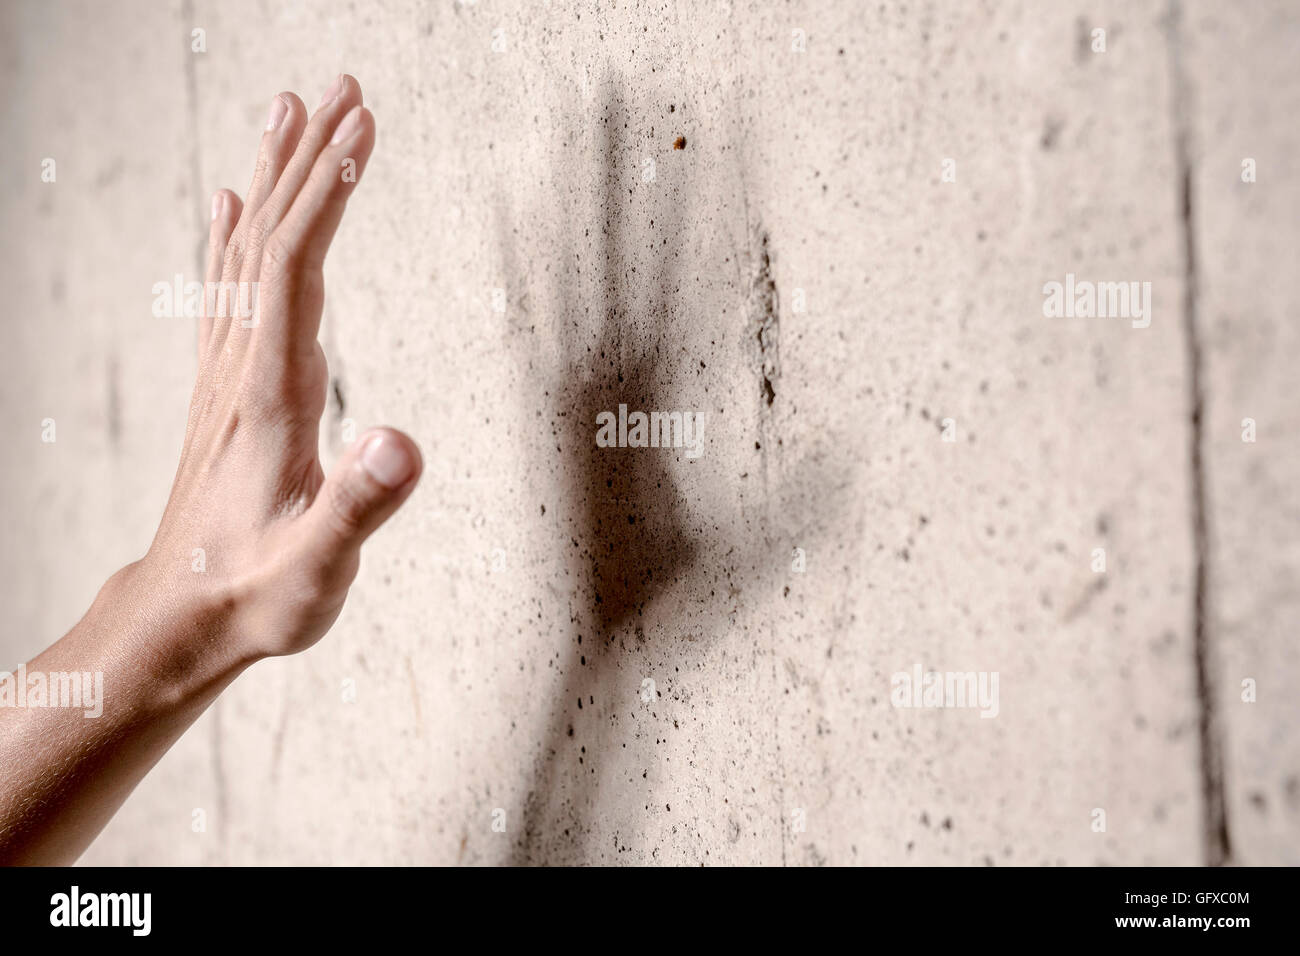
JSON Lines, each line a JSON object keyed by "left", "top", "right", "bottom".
{"left": 297, "top": 550, "right": 359, "bottom": 612}
{"left": 252, "top": 150, "right": 272, "bottom": 185}
{"left": 245, "top": 214, "right": 274, "bottom": 252}
{"left": 298, "top": 562, "right": 338, "bottom": 605}
{"left": 221, "top": 232, "right": 247, "bottom": 273}
{"left": 297, "top": 348, "right": 331, "bottom": 400}
{"left": 260, "top": 232, "right": 298, "bottom": 278}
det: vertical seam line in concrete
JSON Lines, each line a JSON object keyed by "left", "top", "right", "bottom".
{"left": 770, "top": 653, "right": 788, "bottom": 867}
{"left": 1166, "top": 0, "right": 1231, "bottom": 867}
{"left": 181, "top": 0, "right": 229, "bottom": 861}
{"left": 182, "top": 0, "right": 205, "bottom": 245}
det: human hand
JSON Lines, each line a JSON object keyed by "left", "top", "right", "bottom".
{"left": 135, "top": 73, "right": 421, "bottom": 663}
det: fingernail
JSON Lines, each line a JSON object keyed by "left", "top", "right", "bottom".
{"left": 361, "top": 433, "right": 413, "bottom": 489}
{"left": 210, "top": 192, "right": 225, "bottom": 222}
{"left": 265, "top": 94, "right": 288, "bottom": 131}
{"left": 319, "top": 74, "right": 343, "bottom": 107}
{"left": 330, "top": 106, "right": 363, "bottom": 145}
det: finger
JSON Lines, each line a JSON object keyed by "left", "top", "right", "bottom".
{"left": 233, "top": 75, "right": 363, "bottom": 298}
{"left": 299, "top": 429, "right": 422, "bottom": 573}
{"left": 253, "top": 104, "right": 376, "bottom": 362}
{"left": 200, "top": 189, "right": 242, "bottom": 361}
{"left": 237, "top": 93, "right": 308, "bottom": 245}
{"left": 211, "top": 91, "right": 308, "bottom": 344}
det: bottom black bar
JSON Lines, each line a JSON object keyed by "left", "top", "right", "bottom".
{"left": 0, "top": 865, "right": 1279, "bottom": 942}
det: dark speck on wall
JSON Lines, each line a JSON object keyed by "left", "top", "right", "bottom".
{"left": 1040, "top": 116, "right": 1064, "bottom": 151}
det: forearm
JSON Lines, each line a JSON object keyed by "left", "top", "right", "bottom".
{"left": 0, "top": 564, "right": 255, "bottom": 865}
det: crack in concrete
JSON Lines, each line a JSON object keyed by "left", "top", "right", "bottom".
{"left": 746, "top": 231, "right": 789, "bottom": 864}
{"left": 1166, "top": 0, "right": 1231, "bottom": 867}
{"left": 748, "top": 231, "right": 780, "bottom": 411}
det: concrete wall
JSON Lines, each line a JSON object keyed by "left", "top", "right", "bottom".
{"left": 0, "top": 0, "right": 1295, "bottom": 865}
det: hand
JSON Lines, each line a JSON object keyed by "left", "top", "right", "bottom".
{"left": 137, "top": 73, "right": 422, "bottom": 663}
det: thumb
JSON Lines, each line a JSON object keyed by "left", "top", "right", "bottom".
{"left": 302, "top": 428, "right": 422, "bottom": 563}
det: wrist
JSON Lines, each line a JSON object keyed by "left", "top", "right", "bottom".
{"left": 91, "top": 560, "right": 261, "bottom": 716}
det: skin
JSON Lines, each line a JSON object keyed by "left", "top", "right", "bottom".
{"left": 0, "top": 75, "right": 421, "bottom": 865}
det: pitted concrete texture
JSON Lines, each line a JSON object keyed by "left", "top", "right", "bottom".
{"left": 0, "top": 0, "right": 1295, "bottom": 865}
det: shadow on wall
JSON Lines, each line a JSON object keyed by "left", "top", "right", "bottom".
{"left": 493, "top": 72, "right": 842, "bottom": 864}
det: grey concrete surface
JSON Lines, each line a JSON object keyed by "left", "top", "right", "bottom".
{"left": 0, "top": 0, "right": 1295, "bottom": 865}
